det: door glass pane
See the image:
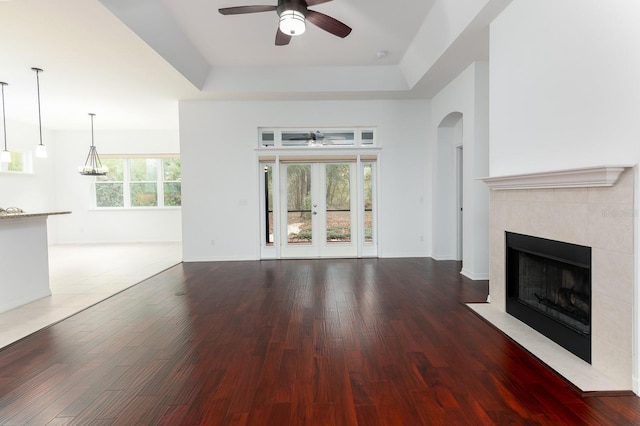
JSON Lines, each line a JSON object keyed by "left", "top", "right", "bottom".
{"left": 264, "top": 165, "right": 274, "bottom": 245}
{"left": 363, "top": 163, "right": 374, "bottom": 243}
{"left": 287, "top": 165, "right": 312, "bottom": 245}
{"left": 325, "top": 164, "right": 351, "bottom": 243}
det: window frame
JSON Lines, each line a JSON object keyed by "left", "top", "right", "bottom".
{"left": 259, "top": 127, "right": 377, "bottom": 148}
{"left": 93, "top": 156, "right": 181, "bottom": 209}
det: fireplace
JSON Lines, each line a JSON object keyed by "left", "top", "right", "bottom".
{"left": 506, "top": 232, "right": 591, "bottom": 363}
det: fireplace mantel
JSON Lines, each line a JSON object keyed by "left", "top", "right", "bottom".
{"left": 481, "top": 165, "right": 632, "bottom": 190}
{"left": 474, "top": 166, "right": 636, "bottom": 393}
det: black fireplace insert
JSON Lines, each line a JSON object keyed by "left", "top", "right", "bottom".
{"left": 506, "top": 232, "right": 591, "bottom": 363}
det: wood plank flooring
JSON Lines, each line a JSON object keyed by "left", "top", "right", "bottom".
{"left": 0, "top": 258, "right": 639, "bottom": 425}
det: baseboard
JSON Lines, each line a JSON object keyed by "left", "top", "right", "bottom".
{"left": 182, "top": 255, "right": 258, "bottom": 262}
{"left": 431, "top": 253, "right": 457, "bottom": 261}
{"left": 0, "top": 289, "right": 52, "bottom": 314}
{"left": 460, "top": 268, "right": 489, "bottom": 281}
{"left": 377, "top": 252, "right": 431, "bottom": 259}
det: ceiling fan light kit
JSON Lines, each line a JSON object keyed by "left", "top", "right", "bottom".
{"left": 219, "top": 0, "right": 351, "bottom": 46}
{"left": 279, "top": 9, "right": 305, "bottom": 36}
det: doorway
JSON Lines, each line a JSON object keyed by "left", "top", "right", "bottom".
{"left": 433, "top": 112, "right": 463, "bottom": 262}
{"left": 280, "top": 162, "right": 357, "bottom": 258}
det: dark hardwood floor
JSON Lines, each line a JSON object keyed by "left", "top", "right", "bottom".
{"left": 0, "top": 258, "right": 639, "bottom": 425}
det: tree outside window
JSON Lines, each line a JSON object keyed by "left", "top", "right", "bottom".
{"left": 94, "top": 157, "right": 180, "bottom": 208}
{"left": 1, "top": 151, "right": 28, "bottom": 173}
{"left": 130, "top": 159, "right": 158, "bottom": 207}
{"left": 163, "top": 158, "right": 181, "bottom": 207}
{"left": 96, "top": 159, "right": 124, "bottom": 207}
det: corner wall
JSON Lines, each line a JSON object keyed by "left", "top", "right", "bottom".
{"left": 430, "top": 61, "right": 490, "bottom": 280}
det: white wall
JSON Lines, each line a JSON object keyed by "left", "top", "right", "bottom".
{"left": 0, "top": 120, "right": 59, "bottom": 240}
{"left": 490, "top": 0, "right": 640, "bottom": 175}
{"left": 179, "top": 99, "right": 431, "bottom": 261}
{"left": 489, "top": 0, "right": 640, "bottom": 394}
{"left": 430, "top": 62, "right": 490, "bottom": 280}
{"left": 52, "top": 128, "right": 182, "bottom": 244}
{"left": 0, "top": 120, "right": 56, "bottom": 211}
{"left": 0, "top": 119, "right": 182, "bottom": 244}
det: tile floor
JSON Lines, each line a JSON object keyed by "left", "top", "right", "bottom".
{"left": 467, "top": 302, "right": 630, "bottom": 393}
{"left": 0, "top": 242, "right": 182, "bottom": 349}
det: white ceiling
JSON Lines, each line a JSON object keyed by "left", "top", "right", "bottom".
{"left": 0, "top": 0, "right": 499, "bottom": 130}
{"left": 165, "top": 0, "right": 434, "bottom": 67}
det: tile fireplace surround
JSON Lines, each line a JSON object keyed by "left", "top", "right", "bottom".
{"left": 469, "top": 166, "right": 636, "bottom": 394}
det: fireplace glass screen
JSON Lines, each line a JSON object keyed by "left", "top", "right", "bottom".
{"left": 515, "top": 251, "right": 590, "bottom": 335}
{"left": 506, "top": 232, "right": 591, "bottom": 362}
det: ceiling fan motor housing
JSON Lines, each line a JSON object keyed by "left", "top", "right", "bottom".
{"left": 277, "top": 0, "right": 308, "bottom": 18}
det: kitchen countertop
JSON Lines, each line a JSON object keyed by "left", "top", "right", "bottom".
{"left": 0, "top": 211, "right": 71, "bottom": 220}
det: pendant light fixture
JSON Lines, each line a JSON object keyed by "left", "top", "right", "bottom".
{"left": 79, "top": 113, "right": 108, "bottom": 176}
{"left": 0, "top": 81, "right": 10, "bottom": 164}
{"left": 32, "top": 67, "right": 47, "bottom": 158}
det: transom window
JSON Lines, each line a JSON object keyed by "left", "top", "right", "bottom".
{"left": 259, "top": 128, "right": 376, "bottom": 148}
{"left": 95, "top": 157, "right": 181, "bottom": 208}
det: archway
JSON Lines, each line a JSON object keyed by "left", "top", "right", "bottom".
{"left": 433, "top": 112, "right": 463, "bottom": 262}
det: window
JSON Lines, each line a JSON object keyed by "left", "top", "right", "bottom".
{"left": 95, "top": 157, "right": 181, "bottom": 208}
{"left": 262, "top": 164, "right": 274, "bottom": 246}
{"left": 0, "top": 151, "right": 30, "bottom": 173}
{"left": 363, "top": 162, "right": 374, "bottom": 243}
{"left": 163, "top": 158, "right": 181, "bottom": 207}
{"left": 130, "top": 159, "right": 158, "bottom": 207}
{"left": 259, "top": 128, "right": 376, "bottom": 148}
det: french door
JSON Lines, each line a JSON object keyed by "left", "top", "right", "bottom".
{"left": 280, "top": 162, "right": 357, "bottom": 258}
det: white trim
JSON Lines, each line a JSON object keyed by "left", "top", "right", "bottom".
{"left": 481, "top": 165, "right": 633, "bottom": 190}
{"left": 182, "top": 255, "right": 258, "bottom": 262}
{"left": 460, "top": 269, "right": 489, "bottom": 281}
{"left": 634, "top": 166, "right": 640, "bottom": 395}
{"left": 0, "top": 289, "right": 51, "bottom": 314}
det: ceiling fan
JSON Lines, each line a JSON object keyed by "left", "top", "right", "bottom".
{"left": 285, "top": 131, "right": 345, "bottom": 146}
{"left": 218, "top": 0, "right": 352, "bottom": 46}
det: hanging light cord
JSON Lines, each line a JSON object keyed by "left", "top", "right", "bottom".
{"left": 90, "top": 113, "right": 95, "bottom": 147}
{"left": 33, "top": 68, "right": 43, "bottom": 146}
{"left": 1, "top": 82, "right": 7, "bottom": 152}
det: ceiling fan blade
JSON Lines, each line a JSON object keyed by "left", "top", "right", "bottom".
{"left": 305, "top": 0, "right": 333, "bottom": 6}
{"left": 275, "top": 28, "right": 292, "bottom": 46}
{"left": 306, "top": 10, "right": 352, "bottom": 38}
{"left": 218, "top": 5, "right": 277, "bottom": 15}
{"left": 287, "top": 133, "right": 314, "bottom": 140}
